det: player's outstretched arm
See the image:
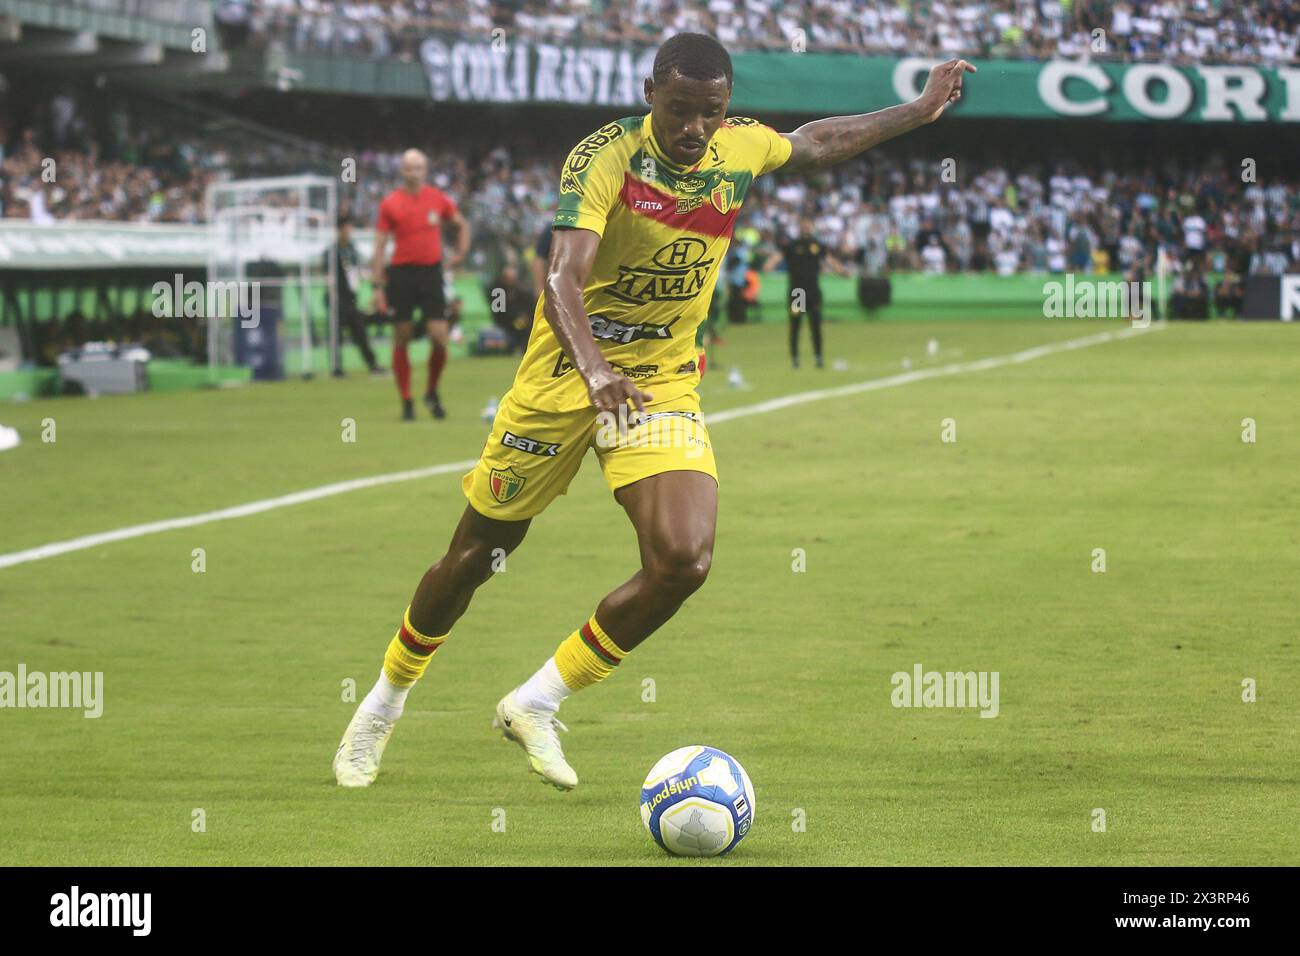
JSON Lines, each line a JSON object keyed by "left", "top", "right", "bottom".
{"left": 544, "top": 228, "right": 654, "bottom": 414}
{"left": 781, "top": 59, "right": 976, "bottom": 173}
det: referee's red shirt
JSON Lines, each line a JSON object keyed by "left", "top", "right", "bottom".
{"left": 376, "top": 185, "right": 459, "bottom": 266}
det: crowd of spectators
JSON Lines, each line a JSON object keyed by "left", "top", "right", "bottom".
{"left": 747, "top": 153, "right": 1299, "bottom": 282}
{"left": 222, "top": 0, "right": 1300, "bottom": 67}
{"left": 4, "top": 107, "right": 1297, "bottom": 301}
{"left": 0, "top": 95, "right": 312, "bottom": 224}
{"left": 4, "top": 84, "right": 1297, "bottom": 332}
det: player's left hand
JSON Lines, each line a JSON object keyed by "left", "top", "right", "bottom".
{"left": 918, "top": 59, "right": 976, "bottom": 123}
{"left": 585, "top": 362, "right": 653, "bottom": 415}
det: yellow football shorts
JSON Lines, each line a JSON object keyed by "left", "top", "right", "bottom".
{"left": 463, "top": 389, "right": 717, "bottom": 520}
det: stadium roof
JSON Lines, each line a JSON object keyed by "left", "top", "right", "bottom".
{"left": 0, "top": 0, "right": 227, "bottom": 76}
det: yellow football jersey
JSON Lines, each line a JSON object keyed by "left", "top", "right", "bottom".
{"left": 510, "top": 113, "right": 791, "bottom": 412}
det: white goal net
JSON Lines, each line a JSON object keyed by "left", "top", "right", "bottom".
{"left": 205, "top": 175, "right": 338, "bottom": 380}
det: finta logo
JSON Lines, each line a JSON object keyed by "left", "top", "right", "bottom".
{"left": 633, "top": 199, "right": 664, "bottom": 211}
{"left": 50, "top": 886, "right": 151, "bottom": 936}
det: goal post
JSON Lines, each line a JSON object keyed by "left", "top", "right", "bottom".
{"left": 205, "top": 175, "right": 338, "bottom": 381}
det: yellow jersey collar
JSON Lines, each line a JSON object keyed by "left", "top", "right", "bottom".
{"left": 641, "top": 113, "right": 707, "bottom": 175}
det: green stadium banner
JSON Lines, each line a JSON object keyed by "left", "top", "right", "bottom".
{"left": 0, "top": 223, "right": 383, "bottom": 270}
{"left": 417, "top": 36, "right": 1300, "bottom": 123}
{"left": 731, "top": 54, "right": 1300, "bottom": 123}
{"left": 0, "top": 222, "right": 209, "bottom": 270}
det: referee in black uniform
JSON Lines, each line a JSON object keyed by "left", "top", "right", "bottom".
{"left": 765, "top": 217, "right": 847, "bottom": 369}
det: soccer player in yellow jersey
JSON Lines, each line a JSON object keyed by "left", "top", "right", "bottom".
{"left": 335, "top": 33, "right": 974, "bottom": 789}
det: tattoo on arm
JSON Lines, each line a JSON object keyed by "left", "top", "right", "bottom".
{"left": 783, "top": 101, "right": 929, "bottom": 173}
{"left": 780, "top": 59, "right": 974, "bottom": 172}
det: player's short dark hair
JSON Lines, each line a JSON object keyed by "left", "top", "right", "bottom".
{"left": 653, "top": 33, "right": 732, "bottom": 88}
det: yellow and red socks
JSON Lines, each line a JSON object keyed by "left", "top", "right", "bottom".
{"left": 361, "top": 607, "right": 447, "bottom": 721}
{"left": 516, "top": 616, "right": 628, "bottom": 714}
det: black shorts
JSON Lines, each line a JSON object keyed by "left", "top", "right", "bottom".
{"left": 387, "top": 263, "right": 445, "bottom": 324}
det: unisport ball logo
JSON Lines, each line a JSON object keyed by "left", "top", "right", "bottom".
{"left": 640, "top": 745, "right": 755, "bottom": 857}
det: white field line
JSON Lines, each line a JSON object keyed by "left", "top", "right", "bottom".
{"left": 0, "top": 323, "right": 1160, "bottom": 570}
{"left": 707, "top": 323, "right": 1157, "bottom": 424}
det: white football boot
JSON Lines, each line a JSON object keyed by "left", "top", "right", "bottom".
{"left": 333, "top": 707, "right": 396, "bottom": 788}
{"left": 492, "top": 692, "right": 578, "bottom": 791}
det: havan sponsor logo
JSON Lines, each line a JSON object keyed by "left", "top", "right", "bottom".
{"left": 609, "top": 238, "right": 715, "bottom": 305}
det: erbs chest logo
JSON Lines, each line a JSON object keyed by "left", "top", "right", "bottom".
{"left": 610, "top": 238, "right": 713, "bottom": 305}
{"left": 565, "top": 122, "right": 624, "bottom": 175}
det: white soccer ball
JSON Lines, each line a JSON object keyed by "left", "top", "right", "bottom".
{"left": 640, "top": 745, "right": 755, "bottom": 857}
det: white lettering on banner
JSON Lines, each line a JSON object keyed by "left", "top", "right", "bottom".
{"left": 421, "top": 38, "right": 654, "bottom": 107}
{"left": 1038, "top": 61, "right": 1111, "bottom": 116}
{"left": 1122, "top": 64, "right": 1195, "bottom": 119}
{"left": 1281, "top": 276, "right": 1300, "bottom": 321}
{"left": 1199, "top": 66, "right": 1268, "bottom": 121}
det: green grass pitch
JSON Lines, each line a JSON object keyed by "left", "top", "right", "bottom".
{"left": 1, "top": 316, "right": 1297, "bottom": 865}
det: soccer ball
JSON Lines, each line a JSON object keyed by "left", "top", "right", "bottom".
{"left": 640, "top": 745, "right": 755, "bottom": 857}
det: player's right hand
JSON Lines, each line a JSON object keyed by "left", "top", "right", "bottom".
{"left": 585, "top": 363, "right": 653, "bottom": 414}
{"left": 372, "top": 287, "right": 388, "bottom": 315}
{"left": 918, "top": 58, "right": 976, "bottom": 123}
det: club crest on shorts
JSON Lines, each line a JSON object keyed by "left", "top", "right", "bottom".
{"left": 489, "top": 466, "right": 526, "bottom": 503}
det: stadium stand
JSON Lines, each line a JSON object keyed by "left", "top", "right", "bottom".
{"left": 3, "top": 89, "right": 1296, "bottom": 292}
{"left": 232, "top": 1, "right": 1300, "bottom": 66}
{"left": 2, "top": 0, "right": 1298, "bottom": 373}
